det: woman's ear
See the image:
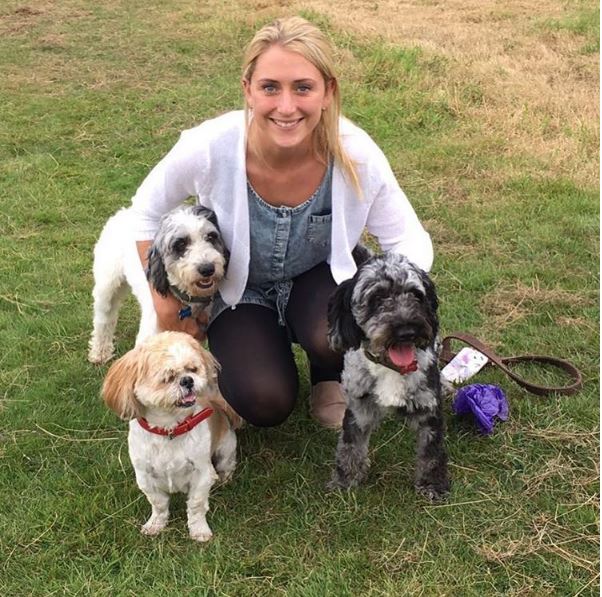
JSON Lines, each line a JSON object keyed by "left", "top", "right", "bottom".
{"left": 322, "top": 77, "right": 336, "bottom": 110}
{"left": 242, "top": 78, "right": 252, "bottom": 107}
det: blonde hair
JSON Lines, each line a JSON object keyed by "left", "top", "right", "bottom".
{"left": 242, "top": 16, "right": 361, "bottom": 195}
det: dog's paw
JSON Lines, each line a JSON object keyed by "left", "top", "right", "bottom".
{"left": 141, "top": 519, "right": 167, "bottom": 536}
{"left": 216, "top": 468, "right": 234, "bottom": 484}
{"left": 189, "top": 526, "right": 213, "bottom": 543}
{"left": 326, "top": 478, "right": 356, "bottom": 491}
{"left": 326, "top": 468, "right": 367, "bottom": 491}
{"left": 415, "top": 481, "right": 450, "bottom": 503}
{"left": 326, "top": 476, "right": 348, "bottom": 491}
{"left": 440, "top": 375, "right": 455, "bottom": 399}
{"left": 87, "top": 344, "right": 114, "bottom": 365}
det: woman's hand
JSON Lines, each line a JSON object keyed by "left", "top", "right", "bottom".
{"left": 153, "top": 290, "right": 208, "bottom": 342}
{"left": 136, "top": 240, "right": 208, "bottom": 342}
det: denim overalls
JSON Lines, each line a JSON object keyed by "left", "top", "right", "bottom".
{"left": 210, "top": 162, "right": 333, "bottom": 327}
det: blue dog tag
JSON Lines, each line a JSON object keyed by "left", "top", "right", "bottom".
{"left": 178, "top": 306, "right": 192, "bottom": 320}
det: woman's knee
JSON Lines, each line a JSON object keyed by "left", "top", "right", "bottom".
{"left": 220, "top": 381, "right": 297, "bottom": 427}
{"left": 300, "top": 325, "right": 341, "bottom": 365}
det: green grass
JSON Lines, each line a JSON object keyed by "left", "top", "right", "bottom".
{"left": 1, "top": 1, "right": 599, "bottom": 595}
{"left": 538, "top": 4, "right": 600, "bottom": 53}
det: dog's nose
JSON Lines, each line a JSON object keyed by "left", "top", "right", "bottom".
{"left": 180, "top": 376, "right": 194, "bottom": 390}
{"left": 198, "top": 263, "right": 215, "bottom": 277}
{"left": 394, "top": 325, "right": 419, "bottom": 342}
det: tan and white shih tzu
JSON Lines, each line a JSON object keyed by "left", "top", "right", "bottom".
{"left": 102, "top": 331, "right": 242, "bottom": 542}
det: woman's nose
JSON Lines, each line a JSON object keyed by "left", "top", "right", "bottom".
{"left": 276, "top": 90, "right": 295, "bottom": 114}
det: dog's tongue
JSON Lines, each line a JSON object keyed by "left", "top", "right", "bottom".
{"left": 388, "top": 344, "right": 417, "bottom": 372}
{"left": 180, "top": 392, "right": 196, "bottom": 407}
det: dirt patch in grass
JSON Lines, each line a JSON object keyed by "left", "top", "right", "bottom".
{"left": 241, "top": 0, "right": 599, "bottom": 187}
{"left": 477, "top": 513, "right": 599, "bottom": 577}
{"left": 5, "top": 1, "right": 597, "bottom": 190}
{"left": 480, "top": 279, "right": 595, "bottom": 329}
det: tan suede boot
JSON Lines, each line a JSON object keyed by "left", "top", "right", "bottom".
{"left": 309, "top": 381, "right": 347, "bottom": 430}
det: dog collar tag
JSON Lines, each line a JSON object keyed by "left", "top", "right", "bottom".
{"left": 178, "top": 305, "right": 192, "bottom": 320}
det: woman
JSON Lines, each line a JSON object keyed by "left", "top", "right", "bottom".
{"left": 131, "top": 16, "right": 433, "bottom": 429}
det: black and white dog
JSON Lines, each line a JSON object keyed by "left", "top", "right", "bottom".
{"left": 88, "top": 205, "right": 228, "bottom": 364}
{"left": 327, "top": 252, "right": 449, "bottom": 501}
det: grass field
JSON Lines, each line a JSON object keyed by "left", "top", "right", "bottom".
{"left": 0, "top": 1, "right": 599, "bottom": 595}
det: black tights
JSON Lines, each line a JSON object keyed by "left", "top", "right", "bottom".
{"left": 207, "top": 262, "right": 343, "bottom": 427}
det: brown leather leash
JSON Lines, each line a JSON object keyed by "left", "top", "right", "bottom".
{"left": 440, "top": 332, "right": 583, "bottom": 396}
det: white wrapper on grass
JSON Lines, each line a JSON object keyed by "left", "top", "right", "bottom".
{"left": 441, "top": 347, "right": 489, "bottom": 384}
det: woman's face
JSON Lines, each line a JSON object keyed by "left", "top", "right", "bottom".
{"left": 243, "top": 44, "right": 333, "bottom": 156}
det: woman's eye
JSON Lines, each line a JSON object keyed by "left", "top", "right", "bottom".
{"left": 262, "top": 84, "right": 277, "bottom": 94}
{"left": 296, "top": 84, "right": 311, "bottom": 93}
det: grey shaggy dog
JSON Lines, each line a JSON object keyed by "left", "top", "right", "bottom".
{"left": 327, "top": 252, "right": 450, "bottom": 501}
{"left": 88, "top": 205, "right": 228, "bottom": 364}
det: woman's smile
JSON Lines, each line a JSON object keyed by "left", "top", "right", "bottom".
{"left": 270, "top": 117, "right": 303, "bottom": 129}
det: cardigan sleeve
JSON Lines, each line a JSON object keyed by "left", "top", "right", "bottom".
{"left": 365, "top": 153, "right": 434, "bottom": 272}
{"left": 130, "top": 129, "right": 209, "bottom": 241}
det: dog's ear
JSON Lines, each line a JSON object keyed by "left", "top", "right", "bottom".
{"left": 192, "top": 205, "right": 218, "bottom": 228}
{"left": 203, "top": 351, "right": 244, "bottom": 430}
{"left": 102, "top": 349, "right": 143, "bottom": 420}
{"left": 419, "top": 269, "right": 439, "bottom": 314}
{"left": 213, "top": 233, "right": 230, "bottom": 272}
{"left": 203, "top": 349, "right": 221, "bottom": 388}
{"left": 221, "top": 242, "right": 231, "bottom": 271}
{"left": 192, "top": 205, "right": 231, "bottom": 270}
{"left": 207, "top": 391, "right": 245, "bottom": 430}
{"left": 187, "top": 337, "right": 244, "bottom": 429}
{"left": 146, "top": 246, "right": 170, "bottom": 296}
{"left": 419, "top": 269, "right": 439, "bottom": 335}
{"left": 187, "top": 336, "right": 221, "bottom": 389}
{"left": 328, "top": 277, "right": 364, "bottom": 353}
{"left": 352, "top": 244, "right": 373, "bottom": 267}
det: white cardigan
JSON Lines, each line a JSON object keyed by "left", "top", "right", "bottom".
{"left": 131, "top": 111, "right": 433, "bottom": 306}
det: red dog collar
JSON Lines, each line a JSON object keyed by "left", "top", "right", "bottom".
{"left": 137, "top": 407, "right": 213, "bottom": 439}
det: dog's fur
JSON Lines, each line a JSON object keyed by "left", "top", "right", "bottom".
{"left": 102, "top": 331, "right": 242, "bottom": 541}
{"left": 327, "top": 252, "right": 450, "bottom": 501}
{"left": 88, "top": 205, "right": 228, "bottom": 364}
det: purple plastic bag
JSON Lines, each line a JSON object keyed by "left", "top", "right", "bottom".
{"left": 452, "top": 384, "right": 509, "bottom": 435}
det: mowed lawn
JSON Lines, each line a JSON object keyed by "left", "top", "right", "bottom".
{"left": 0, "top": 1, "right": 599, "bottom": 595}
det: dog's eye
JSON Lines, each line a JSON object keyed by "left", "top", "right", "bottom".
{"left": 164, "top": 374, "right": 176, "bottom": 384}
{"left": 409, "top": 289, "right": 424, "bottom": 301}
{"left": 172, "top": 237, "right": 189, "bottom": 256}
{"left": 205, "top": 231, "right": 218, "bottom": 243}
{"left": 368, "top": 289, "right": 388, "bottom": 310}
{"left": 187, "top": 366, "right": 198, "bottom": 374}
